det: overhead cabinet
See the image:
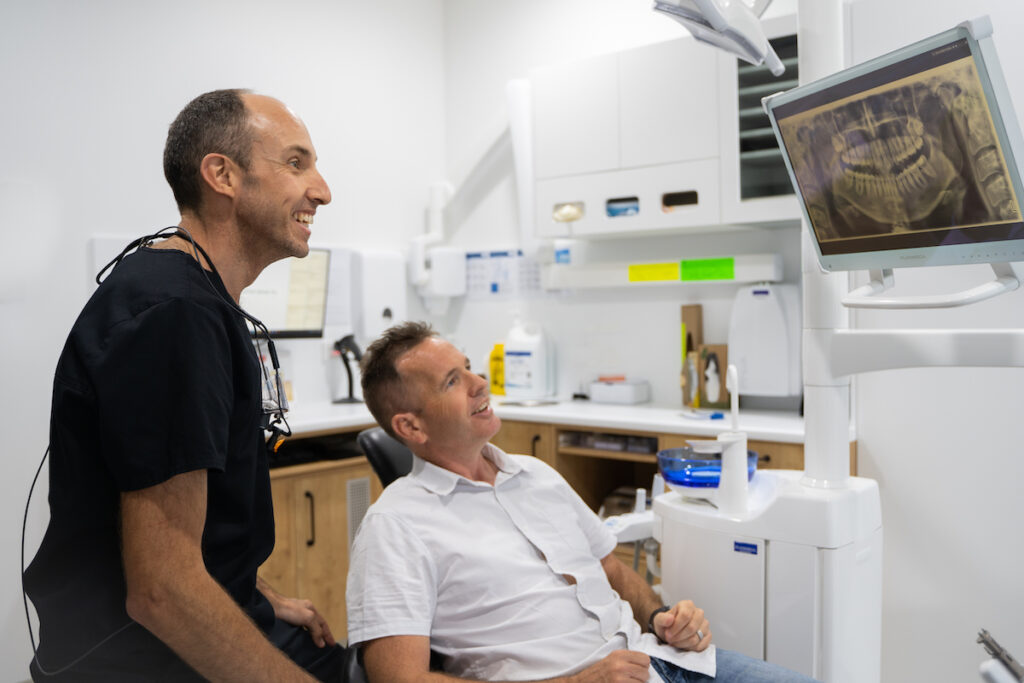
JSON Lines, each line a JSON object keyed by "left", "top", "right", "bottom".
{"left": 530, "top": 15, "right": 800, "bottom": 239}
{"left": 531, "top": 52, "right": 620, "bottom": 180}
{"left": 717, "top": 16, "right": 801, "bottom": 225}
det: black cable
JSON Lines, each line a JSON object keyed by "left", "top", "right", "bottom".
{"left": 100, "top": 227, "right": 291, "bottom": 438}
{"left": 22, "top": 447, "right": 134, "bottom": 676}
{"left": 169, "top": 228, "right": 292, "bottom": 439}
{"left": 20, "top": 446, "right": 46, "bottom": 663}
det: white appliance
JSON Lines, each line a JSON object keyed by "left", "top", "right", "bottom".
{"left": 653, "top": 472, "right": 882, "bottom": 680}
{"left": 727, "top": 284, "right": 801, "bottom": 397}
{"left": 654, "top": 364, "right": 882, "bottom": 681}
{"left": 351, "top": 249, "right": 407, "bottom": 345}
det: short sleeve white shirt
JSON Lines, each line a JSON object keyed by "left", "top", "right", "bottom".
{"left": 346, "top": 444, "right": 716, "bottom": 681}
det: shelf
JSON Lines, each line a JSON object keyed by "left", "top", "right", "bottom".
{"left": 739, "top": 126, "right": 778, "bottom": 141}
{"left": 541, "top": 253, "right": 783, "bottom": 290}
{"left": 738, "top": 56, "right": 799, "bottom": 76}
{"left": 738, "top": 79, "right": 799, "bottom": 98}
{"left": 739, "top": 106, "right": 769, "bottom": 119}
{"left": 558, "top": 446, "right": 658, "bottom": 464}
{"left": 740, "top": 148, "right": 784, "bottom": 162}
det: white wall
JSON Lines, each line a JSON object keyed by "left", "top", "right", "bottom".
{"left": 845, "top": 1, "right": 1024, "bottom": 680}
{"left": 0, "top": 1, "right": 444, "bottom": 679}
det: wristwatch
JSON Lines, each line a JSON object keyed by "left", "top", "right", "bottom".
{"left": 647, "top": 605, "right": 670, "bottom": 640}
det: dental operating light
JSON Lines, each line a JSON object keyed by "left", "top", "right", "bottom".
{"left": 653, "top": 0, "right": 785, "bottom": 76}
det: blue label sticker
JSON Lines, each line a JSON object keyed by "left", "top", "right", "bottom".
{"left": 734, "top": 542, "right": 758, "bottom": 555}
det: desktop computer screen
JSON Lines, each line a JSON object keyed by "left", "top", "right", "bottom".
{"left": 239, "top": 248, "right": 331, "bottom": 338}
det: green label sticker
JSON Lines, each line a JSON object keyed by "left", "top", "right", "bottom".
{"left": 679, "top": 258, "right": 735, "bottom": 281}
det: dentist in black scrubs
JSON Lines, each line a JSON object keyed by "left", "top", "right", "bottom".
{"left": 25, "top": 89, "right": 345, "bottom": 682}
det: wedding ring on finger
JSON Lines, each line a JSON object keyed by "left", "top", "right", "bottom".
{"left": 696, "top": 629, "right": 705, "bottom": 641}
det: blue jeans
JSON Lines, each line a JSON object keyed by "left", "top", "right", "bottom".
{"left": 652, "top": 651, "right": 819, "bottom": 683}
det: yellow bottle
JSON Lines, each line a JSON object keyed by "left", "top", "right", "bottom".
{"left": 488, "top": 343, "right": 505, "bottom": 395}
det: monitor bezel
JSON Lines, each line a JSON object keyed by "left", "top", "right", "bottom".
{"left": 764, "top": 20, "right": 1024, "bottom": 273}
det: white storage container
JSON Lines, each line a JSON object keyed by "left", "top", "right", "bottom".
{"left": 589, "top": 379, "right": 650, "bottom": 405}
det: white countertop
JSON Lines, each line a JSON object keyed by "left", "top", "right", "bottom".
{"left": 492, "top": 400, "right": 806, "bottom": 443}
{"left": 285, "top": 398, "right": 808, "bottom": 444}
{"left": 284, "top": 401, "right": 377, "bottom": 436}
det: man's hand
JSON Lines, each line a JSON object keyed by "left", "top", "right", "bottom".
{"left": 651, "top": 600, "right": 711, "bottom": 652}
{"left": 256, "top": 577, "right": 336, "bottom": 648}
{"left": 569, "top": 650, "right": 651, "bottom": 683}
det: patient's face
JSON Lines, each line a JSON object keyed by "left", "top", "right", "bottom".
{"left": 397, "top": 337, "right": 500, "bottom": 449}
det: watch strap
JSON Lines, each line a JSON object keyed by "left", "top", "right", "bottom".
{"left": 647, "top": 605, "right": 671, "bottom": 639}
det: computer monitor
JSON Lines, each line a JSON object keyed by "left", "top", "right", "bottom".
{"left": 239, "top": 248, "right": 331, "bottom": 338}
{"left": 764, "top": 17, "right": 1024, "bottom": 273}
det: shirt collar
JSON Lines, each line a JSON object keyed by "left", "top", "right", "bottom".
{"left": 410, "top": 443, "right": 523, "bottom": 496}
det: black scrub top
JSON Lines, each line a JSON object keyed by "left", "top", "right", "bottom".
{"left": 25, "top": 247, "right": 275, "bottom": 679}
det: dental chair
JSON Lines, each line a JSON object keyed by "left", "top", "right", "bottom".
{"left": 357, "top": 427, "right": 413, "bottom": 487}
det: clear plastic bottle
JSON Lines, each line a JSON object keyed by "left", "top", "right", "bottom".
{"left": 503, "top": 319, "right": 553, "bottom": 400}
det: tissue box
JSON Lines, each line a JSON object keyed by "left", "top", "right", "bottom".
{"left": 589, "top": 380, "right": 651, "bottom": 405}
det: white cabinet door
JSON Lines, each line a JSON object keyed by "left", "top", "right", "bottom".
{"left": 535, "top": 158, "right": 720, "bottom": 237}
{"left": 531, "top": 53, "right": 619, "bottom": 180}
{"left": 618, "top": 37, "right": 720, "bottom": 169}
{"left": 659, "top": 522, "right": 766, "bottom": 660}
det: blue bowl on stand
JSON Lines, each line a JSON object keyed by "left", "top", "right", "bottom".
{"left": 657, "top": 447, "right": 758, "bottom": 498}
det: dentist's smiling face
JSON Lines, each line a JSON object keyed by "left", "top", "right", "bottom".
{"left": 236, "top": 94, "right": 332, "bottom": 263}
{"left": 397, "top": 337, "right": 501, "bottom": 451}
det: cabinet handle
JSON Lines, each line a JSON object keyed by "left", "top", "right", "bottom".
{"left": 531, "top": 434, "right": 541, "bottom": 459}
{"left": 305, "top": 491, "right": 316, "bottom": 547}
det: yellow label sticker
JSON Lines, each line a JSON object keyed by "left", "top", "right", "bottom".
{"left": 628, "top": 262, "right": 680, "bottom": 282}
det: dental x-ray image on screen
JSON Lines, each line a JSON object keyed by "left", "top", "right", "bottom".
{"left": 765, "top": 20, "right": 1024, "bottom": 272}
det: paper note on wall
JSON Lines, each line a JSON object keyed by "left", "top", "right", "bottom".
{"left": 466, "top": 250, "right": 541, "bottom": 299}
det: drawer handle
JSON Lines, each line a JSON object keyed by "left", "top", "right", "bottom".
{"left": 531, "top": 434, "right": 541, "bottom": 459}
{"left": 305, "top": 491, "right": 316, "bottom": 547}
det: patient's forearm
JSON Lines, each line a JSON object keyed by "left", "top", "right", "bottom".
{"left": 364, "top": 636, "right": 588, "bottom": 683}
{"left": 600, "top": 552, "right": 662, "bottom": 630}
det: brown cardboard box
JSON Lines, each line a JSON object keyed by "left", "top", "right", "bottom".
{"left": 680, "top": 305, "right": 703, "bottom": 406}
{"left": 697, "top": 344, "right": 729, "bottom": 409}
{"left": 680, "top": 305, "right": 704, "bottom": 354}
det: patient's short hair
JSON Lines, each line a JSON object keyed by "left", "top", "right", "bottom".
{"left": 360, "top": 321, "right": 438, "bottom": 440}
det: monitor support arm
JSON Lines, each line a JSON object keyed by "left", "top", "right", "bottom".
{"left": 841, "top": 262, "right": 1022, "bottom": 309}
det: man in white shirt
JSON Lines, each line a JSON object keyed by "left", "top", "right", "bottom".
{"left": 347, "top": 322, "right": 816, "bottom": 683}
